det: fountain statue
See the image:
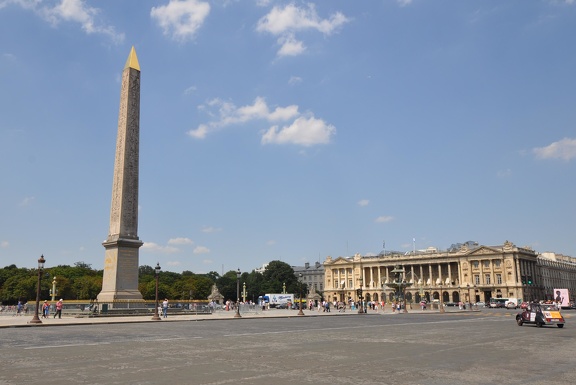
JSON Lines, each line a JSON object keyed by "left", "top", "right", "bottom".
{"left": 385, "top": 265, "right": 413, "bottom": 313}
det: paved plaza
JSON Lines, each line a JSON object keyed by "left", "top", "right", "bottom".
{"left": 0, "top": 306, "right": 458, "bottom": 328}
{"left": 1, "top": 308, "right": 574, "bottom": 385}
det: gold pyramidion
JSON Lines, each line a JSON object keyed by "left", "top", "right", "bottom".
{"left": 124, "top": 46, "right": 140, "bottom": 71}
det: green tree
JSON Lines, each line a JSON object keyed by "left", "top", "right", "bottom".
{"left": 205, "top": 271, "right": 220, "bottom": 281}
{"left": 262, "top": 260, "right": 297, "bottom": 294}
{"left": 244, "top": 271, "right": 264, "bottom": 303}
{"left": 71, "top": 276, "right": 102, "bottom": 300}
{"left": 216, "top": 270, "right": 239, "bottom": 302}
{"left": 139, "top": 265, "right": 155, "bottom": 277}
{"left": 192, "top": 275, "right": 214, "bottom": 300}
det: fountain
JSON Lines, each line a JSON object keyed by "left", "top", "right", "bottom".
{"left": 385, "top": 265, "right": 413, "bottom": 313}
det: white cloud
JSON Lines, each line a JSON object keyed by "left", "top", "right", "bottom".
{"left": 2, "top": 53, "right": 16, "bottom": 61}
{"left": 533, "top": 138, "right": 576, "bottom": 161}
{"left": 202, "top": 259, "right": 213, "bottom": 264}
{"left": 261, "top": 116, "right": 335, "bottom": 146}
{"left": 6, "top": 0, "right": 126, "bottom": 42}
{"left": 20, "top": 196, "right": 35, "bottom": 207}
{"left": 166, "top": 260, "right": 181, "bottom": 266}
{"left": 375, "top": 216, "right": 394, "bottom": 223}
{"left": 1, "top": 241, "right": 8, "bottom": 248}
{"left": 266, "top": 240, "right": 276, "bottom": 245}
{"left": 358, "top": 199, "right": 369, "bottom": 207}
{"left": 193, "top": 246, "right": 210, "bottom": 254}
{"left": 141, "top": 242, "right": 180, "bottom": 254}
{"left": 397, "top": 0, "right": 413, "bottom": 6}
{"left": 150, "top": 0, "right": 210, "bottom": 42}
{"left": 497, "top": 169, "right": 512, "bottom": 178}
{"left": 288, "top": 75, "right": 302, "bottom": 85}
{"left": 189, "top": 96, "right": 334, "bottom": 146}
{"left": 202, "top": 226, "right": 222, "bottom": 233}
{"left": 168, "top": 237, "right": 194, "bottom": 245}
{"left": 256, "top": 3, "right": 349, "bottom": 57}
{"left": 188, "top": 124, "right": 209, "bottom": 139}
{"left": 277, "top": 33, "right": 305, "bottom": 56}
{"left": 257, "top": 3, "right": 348, "bottom": 35}
{"left": 183, "top": 85, "right": 197, "bottom": 95}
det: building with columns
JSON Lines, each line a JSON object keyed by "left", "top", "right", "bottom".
{"left": 323, "top": 240, "right": 576, "bottom": 305}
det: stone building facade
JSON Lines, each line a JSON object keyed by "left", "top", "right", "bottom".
{"left": 292, "top": 262, "right": 324, "bottom": 293}
{"left": 323, "top": 241, "right": 576, "bottom": 305}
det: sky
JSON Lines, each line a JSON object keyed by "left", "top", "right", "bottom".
{"left": 1, "top": 0, "right": 576, "bottom": 274}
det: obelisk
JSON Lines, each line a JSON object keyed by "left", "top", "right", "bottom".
{"left": 97, "top": 47, "right": 144, "bottom": 302}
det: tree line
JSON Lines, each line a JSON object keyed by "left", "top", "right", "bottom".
{"left": 0, "top": 260, "right": 309, "bottom": 304}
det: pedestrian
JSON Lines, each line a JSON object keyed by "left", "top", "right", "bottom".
{"left": 42, "top": 300, "right": 50, "bottom": 318}
{"left": 54, "top": 299, "right": 63, "bottom": 319}
{"left": 162, "top": 298, "right": 169, "bottom": 318}
{"left": 16, "top": 301, "right": 23, "bottom": 316}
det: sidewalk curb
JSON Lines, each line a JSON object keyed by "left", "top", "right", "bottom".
{"left": 0, "top": 309, "right": 480, "bottom": 329}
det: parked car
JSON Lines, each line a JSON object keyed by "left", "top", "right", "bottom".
{"left": 475, "top": 302, "right": 486, "bottom": 308}
{"left": 516, "top": 303, "right": 565, "bottom": 328}
{"left": 506, "top": 302, "right": 518, "bottom": 309}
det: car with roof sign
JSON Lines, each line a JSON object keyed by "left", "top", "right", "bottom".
{"left": 516, "top": 302, "right": 565, "bottom": 328}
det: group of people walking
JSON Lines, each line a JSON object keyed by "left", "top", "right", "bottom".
{"left": 40, "top": 299, "right": 63, "bottom": 318}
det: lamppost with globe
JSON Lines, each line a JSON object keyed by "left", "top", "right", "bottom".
{"left": 30, "top": 255, "right": 45, "bottom": 324}
{"left": 152, "top": 262, "right": 161, "bottom": 321}
{"left": 298, "top": 273, "right": 305, "bottom": 316}
{"left": 439, "top": 282, "right": 445, "bottom": 313}
{"left": 357, "top": 277, "right": 365, "bottom": 314}
{"left": 234, "top": 268, "right": 242, "bottom": 318}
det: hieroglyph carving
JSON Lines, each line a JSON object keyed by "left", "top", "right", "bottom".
{"left": 108, "top": 67, "right": 140, "bottom": 240}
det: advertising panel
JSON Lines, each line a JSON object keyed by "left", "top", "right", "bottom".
{"left": 553, "top": 288, "right": 569, "bottom": 307}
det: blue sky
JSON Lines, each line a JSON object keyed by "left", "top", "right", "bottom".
{"left": 1, "top": 0, "right": 575, "bottom": 274}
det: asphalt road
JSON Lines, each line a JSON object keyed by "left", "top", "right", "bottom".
{"left": 1, "top": 310, "right": 575, "bottom": 385}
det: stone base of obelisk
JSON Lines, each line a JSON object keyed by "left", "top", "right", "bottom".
{"left": 97, "top": 238, "right": 144, "bottom": 304}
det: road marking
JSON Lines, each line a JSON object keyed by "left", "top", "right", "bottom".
{"left": 23, "top": 336, "right": 201, "bottom": 350}
{"left": 25, "top": 342, "right": 111, "bottom": 350}
{"left": 223, "top": 317, "right": 509, "bottom": 337}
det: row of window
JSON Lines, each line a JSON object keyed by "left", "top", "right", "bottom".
{"left": 473, "top": 273, "right": 503, "bottom": 285}
{"left": 299, "top": 274, "right": 323, "bottom": 282}
{"left": 471, "top": 260, "right": 502, "bottom": 269}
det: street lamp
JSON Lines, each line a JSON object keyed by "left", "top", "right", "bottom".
{"left": 50, "top": 276, "right": 57, "bottom": 301}
{"left": 467, "top": 283, "right": 472, "bottom": 311}
{"left": 234, "top": 268, "right": 242, "bottom": 318}
{"left": 357, "top": 277, "right": 365, "bottom": 314}
{"left": 439, "top": 282, "right": 445, "bottom": 313}
{"left": 30, "top": 255, "right": 45, "bottom": 324}
{"left": 298, "top": 273, "right": 304, "bottom": 316}
{"left": 242, "top": 282, "right": 247, "bottom": 303}
{"left": 152, "top": 262, "right": 161, "bottom": 321}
